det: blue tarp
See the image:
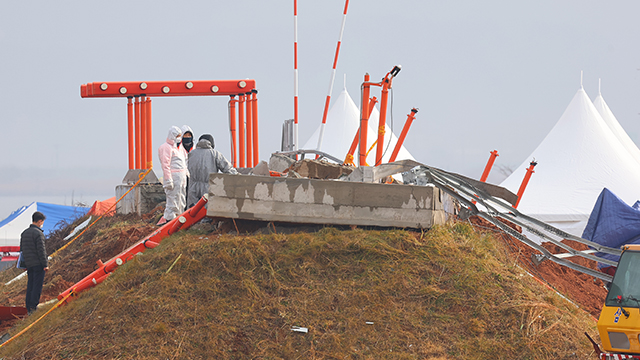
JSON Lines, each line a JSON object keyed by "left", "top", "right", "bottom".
{"left": 582, "top": 188, "right": 640, "bottom": 267}
{"left": 36, "top": 202, "right": 90, "bottom": 236}
{"left": 0, "top": 202, "right": 90, "bottom": 238}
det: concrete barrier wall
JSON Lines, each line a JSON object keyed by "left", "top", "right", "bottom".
{"left": 206, "top": 174, "right": 446, "bottom": 229}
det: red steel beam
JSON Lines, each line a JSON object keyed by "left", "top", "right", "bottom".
{"left": 251, "top": 90, "right": 259, "bottom": 166}
{"left": 245, "top": 92, "right": 253, "bottom": 167}
{"left": 145, "top": 98, "right": 153, "bottom": 168}
{"left": 134, "top": 96, "right": 141, "bottom": 169}
{"left": 127, "top": 97, "right": 134, "bottom": 170}
{"left": 81, "top": 80, "right": 256, "bottom": 98}
{"left": 57, "top": 195, "right": 210, "bottom": 304}
{"left": 140, "top": 95, "right": 147, "bottom": 167}
{"left": 229, "top": 96, "right": 238, "bottom": 167}
{"left": 238, "top": 94, "right": 246, "bottom": 168}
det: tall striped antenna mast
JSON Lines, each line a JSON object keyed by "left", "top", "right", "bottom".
{"left": 293, "top": 0, "right": 299, "bottom": 151}
{"left": 316, "top": 0, "right": 350, "bottom": 153}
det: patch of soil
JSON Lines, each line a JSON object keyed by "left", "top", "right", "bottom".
{"left": 469, "top": 215, "right": 606, "bottom": 318}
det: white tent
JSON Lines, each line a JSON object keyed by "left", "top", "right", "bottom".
{"left": 593, "top": 92, "right": 640, "bottom": 166}
{"left": 500, "top": 88, "right": 640, "bottom": 236}
{"left": 303, "top": 87, "right": 414, "bottom": 165}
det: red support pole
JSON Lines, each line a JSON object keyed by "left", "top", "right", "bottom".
{"left": 245, "top": 92, "right": 253, "bottom": 167}
{"left": 359, "top": 74, "right": 371, "bottom": 166}
{"left": 229, "top": 95, "right": 238, "bottom": 168}
{"left": 389, "top": 108, "right": 418, "bottom": 163}
{"left": 134, "top": 96, "right": 141, "bottom": 169}
{"left": 127, "top": 97, "right": 134, "bottom": 170}
{"left": 251, "top": 89, "right": 259, "bottom": 166}
{"left": 140, "top": 95, "right": 147, "bottom": 168}
{"left": 479, "top": 150, "right": 499, "bottom": 183}
{"left": 146, "top": 98, "right": 153, "bottom": 169}
{"left": 345, "top": 96, "right": 377, "bottom": 165}
{"left": 57, "top": 195, "right": 210, "bottom": 304}
{"left": 515, "top": 160, "right": 538, "bottom": 209}
{"left": 238, "top": 94, "right": 246, "bottom": 168}
{"left": 375, "top": 76, "right": 392, "bottom": 166}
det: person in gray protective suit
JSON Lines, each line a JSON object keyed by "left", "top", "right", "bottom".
{"left": 186, "top": 134, "right": 238, "bottom": 208}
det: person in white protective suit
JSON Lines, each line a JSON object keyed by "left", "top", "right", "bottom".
{"left": 186, "top": 134, "right": 238, "bottom": 208}
{"left": 178, "top": 125, "right": 194, "bottom": 211}
{"left": 158, "top": 126, "right": 189, "bottom": 224}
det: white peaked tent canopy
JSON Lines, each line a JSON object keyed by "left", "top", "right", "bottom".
{"left": 593, "top": 92, "right": 640, "bottom": 166}
{"left": 303, "top": 87, "right": 414, "bottom": 165}
{"left": 500, "top": 88, "right": 640, "bottom": 236}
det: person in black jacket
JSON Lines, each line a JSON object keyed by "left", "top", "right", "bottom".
{"left": 20, "top": 211, "right": 48, "bottom": 314}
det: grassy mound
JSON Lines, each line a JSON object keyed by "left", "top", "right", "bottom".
{"left": 0, "top": 221, "right": 597, "bottom": 359}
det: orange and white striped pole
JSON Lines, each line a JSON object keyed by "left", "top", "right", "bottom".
{"left": 293, "top": 0, "right": 299, "bottom": 152}
{"left": 316, "top": 0, "right": 350, "bottom": 155}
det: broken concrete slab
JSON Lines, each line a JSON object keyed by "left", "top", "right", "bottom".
{"left": 291, "top": 159, "right": 354, "bottom": 180}
{"left": 269, "top": 153, "right": 296, "bottom": 173}
{"left": 206, "top": 173, "right": 447, "bottom": 229}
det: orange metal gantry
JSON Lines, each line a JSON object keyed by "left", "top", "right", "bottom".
{"left": 81, "top": 79, "right": 261, "bottom": 170}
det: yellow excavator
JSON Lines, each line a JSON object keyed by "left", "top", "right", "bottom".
{"left": 587, "top": 244, "right": 640, "bottom": 359}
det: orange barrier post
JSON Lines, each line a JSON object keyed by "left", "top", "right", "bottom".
{"left": 515, "top": 160, "right": 538, "bottom": 208}
{"left": 245, "top": 92, "right": 253, "bottom": 167}
{"left": 345, "top": 96, "right": 377, "bottom": 165}
{"left": 238, "top": 94, "right": 246, "bottom": 168}
{"left": 479, "top": 150, "right": 499, "bottom": 183}
{"left": 57, "top": 195, "right": 210, "bottom": 304}
{"left": 134, "top": 96, "right": 141, "bottom": 169}
{"left": 140, "top": 95, "right": 147, "bottom": 168}
{"left": 375, "top": 66, "right": 401, "bottom": 166}
{"left": 389, "top": 108, "right": 418, "bottom": 163}
{"left": 228, "top": 95, "right": 238, "bottom": 167}
{"left": 127, "top": 97, "right": 134, "bottom": 170}
{"left": 146, "top": 98, "right": 153, "bottom": 168}
{"left": 359, "top": 74, "right": 371, "bottom": 166}
{"left": 251, "top": 89, "right": 259, "bottom": 166}
{"left": 472, "top": 149, "right": 499, "bottom": 205}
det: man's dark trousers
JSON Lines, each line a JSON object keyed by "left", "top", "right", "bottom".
{"left": 26, "top": 266, "right": 45, "bottom": 312}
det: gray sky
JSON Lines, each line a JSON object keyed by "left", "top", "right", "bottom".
{"left": 1, "top": 1, "right": 640, "bottom": 216}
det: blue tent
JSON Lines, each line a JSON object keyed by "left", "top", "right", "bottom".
{"left": 0, "top": 202, "right": 90, "bottom": 252}
{"left": 582, "top": 188, "right": 640, "bottom": 267}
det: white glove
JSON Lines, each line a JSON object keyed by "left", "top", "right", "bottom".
{"left": 163, "top": 180, "right": 174, "bottom": 191}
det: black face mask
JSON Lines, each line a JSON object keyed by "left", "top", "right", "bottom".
{"left": 182, "top": 137, "right": 193, "bottom": 147}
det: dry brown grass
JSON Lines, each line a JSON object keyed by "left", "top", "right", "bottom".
{"left": 0, "top": 221, "right": 597, "bottom": 359}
